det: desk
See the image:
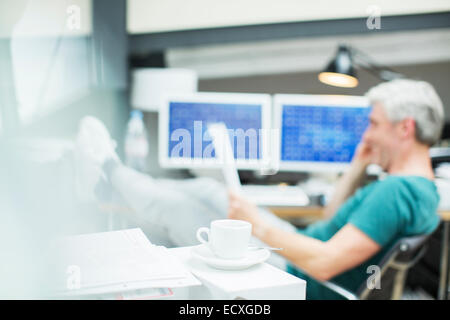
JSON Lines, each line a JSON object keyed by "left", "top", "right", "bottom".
{"left": 269, "top": 205, "right": 324, "bottom": 219}
{"left": 169, "top": 246, "right": 306, "bottom": 300}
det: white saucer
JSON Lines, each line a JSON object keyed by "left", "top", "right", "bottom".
{"left": 190, "top": 244, "right": 270, "bottom": 270}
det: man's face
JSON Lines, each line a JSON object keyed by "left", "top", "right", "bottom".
{"left": 362, "top": 103, "right": 400, "bottom": 169}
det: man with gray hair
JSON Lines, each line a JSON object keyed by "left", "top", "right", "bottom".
{"left": 366, "top": 79, "right": 444, "bottom": 146}
{"left": 229, "top": 79, "right": 444, "bottom": 299}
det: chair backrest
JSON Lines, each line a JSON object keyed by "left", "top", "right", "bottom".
{"left": 355, "top": 232, "right": 433, "bottom": 299}
{"left": 430, "top": 147, "right": 450, "bottom": 169}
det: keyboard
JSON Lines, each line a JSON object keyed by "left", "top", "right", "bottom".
{"left": 241, "top": 184, "right": 310, "bottom": 207}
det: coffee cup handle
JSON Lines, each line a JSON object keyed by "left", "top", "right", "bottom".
{"left": 196, "top": 227, "right": 210, "bottom": 245}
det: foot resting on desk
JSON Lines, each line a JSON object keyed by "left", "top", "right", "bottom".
{"left": 74, "top": 116, "right": 121, "bottom": 203}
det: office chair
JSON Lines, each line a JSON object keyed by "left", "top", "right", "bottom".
{"left": 319, "top": 233, "right": 433, "bottom": 300}
{"left": 430, "top": 147, "right": 450, "bottom": 170}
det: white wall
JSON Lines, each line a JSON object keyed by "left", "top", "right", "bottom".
{"left": 127, "top": 0, "right": 450, "bottom": 34}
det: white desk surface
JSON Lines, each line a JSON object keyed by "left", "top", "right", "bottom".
{"left": 169, "top": 246, "right": 306, "bottom": 300}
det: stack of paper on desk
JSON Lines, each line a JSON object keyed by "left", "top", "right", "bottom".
{"left": 57, "top": 228, "right": 200, "bottom": 297}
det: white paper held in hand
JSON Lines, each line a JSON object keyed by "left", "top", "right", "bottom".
{"left": 207, "top": 122, "right": 243, "bottom": 194}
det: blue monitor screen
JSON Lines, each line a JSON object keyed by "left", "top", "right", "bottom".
{"left": 281, "top": 104, "right": 371, "bottom": 163}
{"left": 168, "top": 101, "right": 263, "bottom": 160}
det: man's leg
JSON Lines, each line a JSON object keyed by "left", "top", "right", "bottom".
{"left": 108, "top": 164, "right": 227, "bottom": 247}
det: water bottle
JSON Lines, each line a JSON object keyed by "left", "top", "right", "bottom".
{"left": 124, "top": 110, "right": 149, "bottom": 172}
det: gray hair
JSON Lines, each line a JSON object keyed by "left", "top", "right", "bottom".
{"left": 366, "top": 79, "right": 445, "bottom": 146}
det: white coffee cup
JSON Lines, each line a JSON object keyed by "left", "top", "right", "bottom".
{"left": 196, "top": 219, "right": 252, "bottom": 259}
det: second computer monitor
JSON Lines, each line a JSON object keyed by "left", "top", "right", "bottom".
{"left": 159, "top": 92, "right": 271, "bottom": 169}
{"left": 273, "top": 94, "right": 371, "bottom": 172}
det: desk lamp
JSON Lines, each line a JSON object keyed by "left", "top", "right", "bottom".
{"left": 318, "top": 44, "right": 405, "bottom": 88}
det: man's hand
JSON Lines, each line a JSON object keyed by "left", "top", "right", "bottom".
{"left": 353, "top": 141, "right": 373, "bottom": 167}
{"left": 227, "top": 190, "right": 265, "bottom": 232}
{"left": 323, "top": 141, "right": 372, "bottom": 220}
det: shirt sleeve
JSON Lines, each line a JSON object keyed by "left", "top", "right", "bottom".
{"left": 348, "top": 179, "right": 406, "bottom": 247}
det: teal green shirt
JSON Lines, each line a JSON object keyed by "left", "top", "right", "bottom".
{"left": 287, "top": 175, "right": 440, "bottom": 300}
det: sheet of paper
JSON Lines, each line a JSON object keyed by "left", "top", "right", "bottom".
{"left": 208, "top": 122, "right": 243, "bottom": 194}
{"left": 57, "top": 228, "right": 198, "bottom": 296}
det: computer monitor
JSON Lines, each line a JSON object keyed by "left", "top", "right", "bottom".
{"left": 273, "top": 94, "right": 371, "bottom": 172}
{"left": 159, "top": 92, "right": 271, "bottom": 169}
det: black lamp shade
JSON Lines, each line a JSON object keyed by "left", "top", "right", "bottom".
{"left": 318, "top": 45, "right": 359, "bottom": 88}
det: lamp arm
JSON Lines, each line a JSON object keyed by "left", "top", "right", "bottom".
{"left": 348, "top": 46, "right": 405, "bottom": 81}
